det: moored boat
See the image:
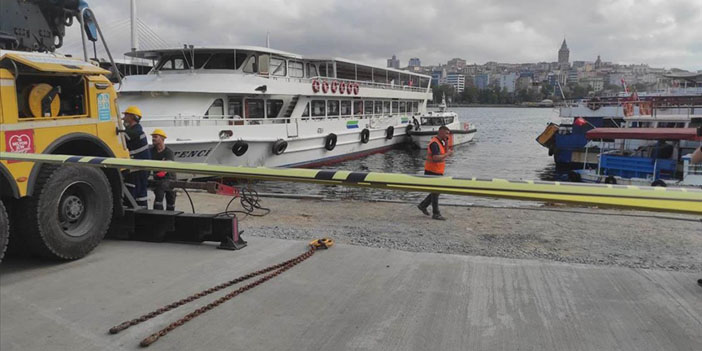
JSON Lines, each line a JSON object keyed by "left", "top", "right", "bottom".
{"left": 118, "top": 46, "right": 433, "bottom": 173}
{"left": 570, "top": 127, "right": 702, "bottom": 187}
{"left": 408, "top": 95, "right": 476, "bottom": 148}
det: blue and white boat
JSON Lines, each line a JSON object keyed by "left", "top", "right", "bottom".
{"left": 569, "top": 127, "right": 702, "bottom": 187}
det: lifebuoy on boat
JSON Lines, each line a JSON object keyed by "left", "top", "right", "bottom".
{"left": 231, "top": 140, "right": 248, "bottom": 156}
{"left": 339, "top": 81, "right": 347, "bottom": 95}
{"left": 353, "top": 83, "right": 359, "bottom": 95}
{"left": 272, "top": 139, "right": 288, "bottom": 155}
{"left": 405, "top": 124, "right": 413, "bottom": 136}
{"left": 360, "top": 128, "right": 370, "bottom": 143}
{"left": 623, "top": 103, "right": 634, "bottom": 117}
{"left": 322, "top": 81, "right": 330, "bottom": 93}
{"left": 385, "top": 126, "right": 394, "bottom": 139}
{"left": 331, "top": 80, "right": 339, "bottom": 93}
{"left": 347, "top": 82, "right": 354, "bottom": 94}
{"left": 324, "top": 133, "right": 337, "bottom": 151}
{"left": 639, "top": 101, "right": 652, "bottom": 115}
{"left": 312, "top": 80, "right": 320, "bottom": 93}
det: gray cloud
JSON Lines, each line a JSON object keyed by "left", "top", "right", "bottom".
{"left": 66, "top": 0, "right": 701, "bottom": 71}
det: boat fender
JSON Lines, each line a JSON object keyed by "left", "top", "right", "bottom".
{"left": 272, "top": 139, "right": 288, "bottom": 155}
{"left": 324, "top": 133, "right": 337, "bottom": 151}
{"left": 322, "top": 81, "right": 330, "bottom": 93}
{"left": 360, "top": 128, "right": 370, "bottom": 144}
{"left": 651, "top": 179, "right": 666, "bottom": 187}
{"left": 604, "top": 175, "right": 617, "bottom": 184}
{"left": 331, "top": 80, "right": 339, "bottom": 93}
{"left": 386, "top": 126, "right": 394, "bottom": 139}
{"left": 339, "top": 81, "right": 347, "bottom": 95}
{"left": 231, "top": 140, "right": 249, "bottom": 156}
{"left": 353, "top": 83, "right": 359, "bottom": 95}
{"left": 567, "top": 171, "right": 581, "bottom": 183}
{"left": 312, "top": 80, "right": 320, "bottom": 93}
{"left": 405, "top": 124, "right": 413, "bottom": 136}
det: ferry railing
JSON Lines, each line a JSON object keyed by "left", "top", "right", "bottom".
{"left": 140, "top": 113, "right": 411, "bottom": 127}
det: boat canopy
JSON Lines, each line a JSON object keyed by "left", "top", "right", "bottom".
{"left": 124, "top": 46, "right": 431, "bottom": 87}
{"left": 586, "top": 128, "right": 702, "bottom": 141}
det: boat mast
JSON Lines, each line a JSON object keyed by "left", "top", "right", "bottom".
{"left": 130, "top": 0, "right": 138, "bottom": 52}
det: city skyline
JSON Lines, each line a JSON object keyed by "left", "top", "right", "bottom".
{"left": 65, "top": 0, "right": 701, "bottom": 72}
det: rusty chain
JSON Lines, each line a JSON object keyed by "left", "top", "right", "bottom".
{"left": 108, "top": 238, "right": 333, "bottom": 347}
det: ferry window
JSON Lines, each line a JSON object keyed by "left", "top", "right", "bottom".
{"left": 259, "top": 54, "right": 270, "bottom": 75}
{"left": 400, "top": 102, "right": 406, "bottom": 113}
{"left": 245, "top": 99, "right": 265, "bottom": 118}
{"left": 412, "top": 102, "right": 418, "bottom": 113}
{"left": 374, "top": 101, "right": 383, "bottom": 114}
{"left": 353, "top": 101, "right": 363, "bottom": 115}
{"left": 383, "top": 101, "right": 391, "bottom": 113}
{"left": 205, "top": 99, "right": 224, "bottom": 118}
{"left": 193, "top": 53, "right": 211, "bottom": 69}
{"left": 289, "top": 61, "right": 304, "bottom": 78}
{"left": 307, "top": 63, "right": 318, "bottom": 78}
{"left": 243, "top": 55, "right": 257, "bottom": 73}
{"left": 364, "top": 101, "right": 374, "bottom": 115}
{"left": 319, "top": 63, "right": 327, "bottom": 77}
{"left": 340, "top": 101, "right": 351, "bottom": 116}
{"left": 302, "top": 102, "right": 310, "bottom": 117}
{"left": 327, "top": 100, "right": 340, "bottom": 117}
{"left": 312, "top": 100, "right": 326, "bottom": 117}
{"left": 392, "top": 101, "right": 399, "bottom": 113}
{"left": 267, "top": 100, "right": 284, "bottom": 118}
{"left": 204, "top": 53, "right": 236, "bottom": 69}
{"left": 235, "top": 53, "right": 248, "bottom": 69}
{"left": 270, "top": 57, "right": 286, "bottom": 77}
{"left": 228, "top": 98, "right": 242, "bottom": 118}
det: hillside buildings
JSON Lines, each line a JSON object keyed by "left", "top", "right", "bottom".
{"left": 387, "top": 39, "right": 697, "bottom": 99}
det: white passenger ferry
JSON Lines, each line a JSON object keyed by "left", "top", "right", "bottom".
{"left": 118, "top": 46, "right": 433, "bottom": 169}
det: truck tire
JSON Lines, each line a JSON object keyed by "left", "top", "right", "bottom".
{"left": 0, "top": 200, "right": 9, "bottom": 262}
{"left": 17, "top": 165, "right": 113, "bottom": 260}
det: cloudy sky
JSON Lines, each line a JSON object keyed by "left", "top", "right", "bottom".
{"left": 66, "top": 0, "right": 701, "bottom": 71}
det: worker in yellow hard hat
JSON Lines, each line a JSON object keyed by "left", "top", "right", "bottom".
{"left": 149, "top": 128, "right": 176, "bottom": 210}
{"left": 118, "top": 105, "right": 150, "bottom": 208}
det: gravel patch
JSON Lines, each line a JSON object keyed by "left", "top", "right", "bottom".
{"left": 179, "top": 193, "right": 702, "bottom": 273}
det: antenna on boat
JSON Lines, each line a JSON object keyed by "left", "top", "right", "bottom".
{"left": 266, "top": 31, "right": 270, "bottom": 48}
{"left": 130, "top": 0, "right": 138, "bottom": 52}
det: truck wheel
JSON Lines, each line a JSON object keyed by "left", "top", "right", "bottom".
{"left": 18, "top": 165, "right": 113, "bottom": 260}
{"left": 0, "top": 200, "right": 9, "bottom": 262}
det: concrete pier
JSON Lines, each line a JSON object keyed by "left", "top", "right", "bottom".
{"left": 2, "top": 236, "right": 701, "bottom": 350}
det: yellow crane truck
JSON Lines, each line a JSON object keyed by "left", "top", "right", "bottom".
{"left": 0, "top": 1, "right": 130, "bottom": 260}
{"left": 1, "top": 1, "right": 246, "bottom": 261}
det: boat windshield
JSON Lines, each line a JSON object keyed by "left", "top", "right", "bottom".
{"left": 421, "top": 116, "right": 453, "bottom": 126}
{"left": 155, "top": 52, "right": 248, "bottom": 71}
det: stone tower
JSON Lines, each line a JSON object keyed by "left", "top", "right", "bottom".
{"left": 558, "top": 39, "right": 569, "bottom": 69}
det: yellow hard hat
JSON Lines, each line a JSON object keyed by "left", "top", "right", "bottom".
{"left": 151, "top": 129, "right": 167, "bottom": 139}
{"left": 123, "top": 105, "right": 142, "bottom": 118}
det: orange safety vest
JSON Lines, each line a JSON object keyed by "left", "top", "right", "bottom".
{"left": 424, "top": 136, "right": 446, "bottom": 175}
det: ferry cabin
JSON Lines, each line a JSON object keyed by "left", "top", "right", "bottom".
{"left": 121, "top": 46, "right": 431, "bottom": 124}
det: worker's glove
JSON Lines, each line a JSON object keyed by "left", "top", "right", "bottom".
{"left": 155, "top": 171, "right": 167, "bottom": 179}
{"left": 116, "top": 127, "right": 125, "bottom": 134}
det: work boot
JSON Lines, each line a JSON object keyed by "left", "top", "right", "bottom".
{"left": 417, "top": 205, "right": 430, "bottom": 216}
{"left": 432, "top": 213, "right": 446, "bottom": 220}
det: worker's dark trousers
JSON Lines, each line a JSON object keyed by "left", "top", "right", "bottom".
{"left": 125, "top": 170, "right": 149, "bottom": 208}
{"left": 419, "top": 170, "right": 442, "bottom": 215}
{"left": 153, "top": 181, "right": 176, "bottom": 211}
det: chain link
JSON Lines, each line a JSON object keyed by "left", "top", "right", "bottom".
{"left": 108, "top": 244, "right": 321, "bottom": 347}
